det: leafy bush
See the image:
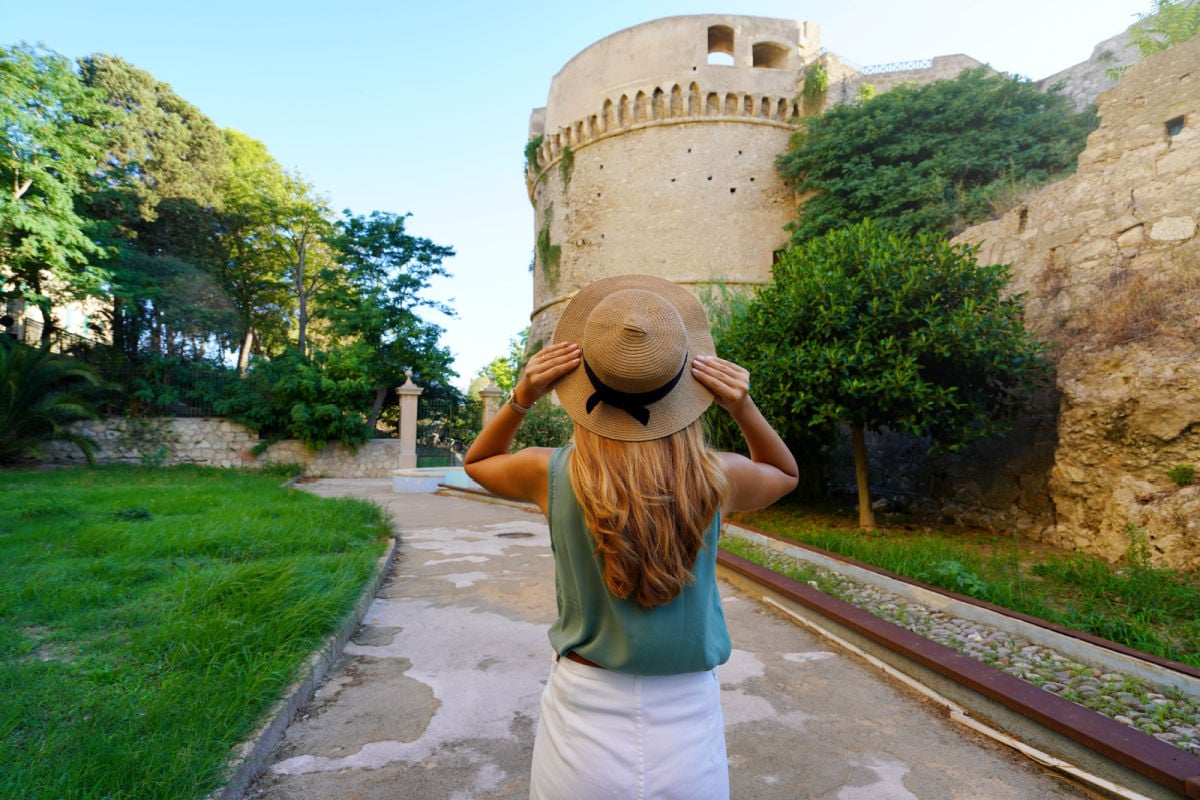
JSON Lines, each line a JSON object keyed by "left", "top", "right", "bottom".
{"left": 210, "top": 349, "right": 374, "bottom": 450}
{"left": 1167, "top": 464, "right": 1195, "bottom": 487}
{"left": 778, "top": 67, "right": 1098, "bottom": 242}
{"left": 0, "top": 339, "right": 109, "bottom": 463}
{"left": 514, "top": 401, "right": 573, "bottom": 449}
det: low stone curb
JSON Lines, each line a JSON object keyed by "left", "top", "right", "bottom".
{"left": 206, "top": 536, "right": 399, "bottom": 800}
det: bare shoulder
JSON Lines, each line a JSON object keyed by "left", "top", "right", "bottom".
{"left": 465, "top": 446, "right": 555, "bottom": 512}
{"left": 715, "top": 450, "right": 796, "bottom": 513}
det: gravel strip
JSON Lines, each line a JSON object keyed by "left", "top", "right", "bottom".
{"left": 730, "top": 541, "right": 1200, "bottom": 756}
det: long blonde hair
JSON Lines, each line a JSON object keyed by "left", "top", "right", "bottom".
{"left": 568, "top": 420, "right": 728, "bottom": 608}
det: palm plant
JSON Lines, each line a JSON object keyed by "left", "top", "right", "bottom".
{"left": 0, "top": 338, "right": 108, "bottom": 464}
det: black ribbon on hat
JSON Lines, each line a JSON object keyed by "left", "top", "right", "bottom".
{"left": 583, "top": 354, "right": 687, "bottom": 426}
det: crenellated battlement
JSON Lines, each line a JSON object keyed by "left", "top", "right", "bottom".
{"left": 526, "top": 80, "right": 799, "bottom": 193}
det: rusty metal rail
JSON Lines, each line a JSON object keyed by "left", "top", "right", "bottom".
{"left": 717, "top": 547, "right": 1200, "bottom": 800}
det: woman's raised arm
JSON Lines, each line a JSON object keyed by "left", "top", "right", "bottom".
{"left": 463, "top": 341, "right": 581, "bottom": 512}
{"left": 691, "top": 355, "right": 799, "bottom": 512}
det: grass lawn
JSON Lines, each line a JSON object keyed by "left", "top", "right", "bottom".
{"left": 0, "top": 465, "right": 391, "bottom": 800}
{"left": 727, "top": 500, "right": 1200, "bottom": 669}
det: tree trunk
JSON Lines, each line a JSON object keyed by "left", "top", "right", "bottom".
{"left": 293, "top": 239, "right": 308, "bottom": 357}
{"left": 852, "top": 422, "right": 876, "bottom": 531}
{"left": 366, "top": 386, "right": 388, "bottom": 434}
{"left": 35, "top": 298, "right": 55, "bottom": 344}
{"left": 237, "top": 327, "right": 254, "bottom": 375}
{"left": 111, "top": 296, "right": 126, "bottom": 356}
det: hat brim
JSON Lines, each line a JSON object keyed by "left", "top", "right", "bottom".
{"left": 552, "top": 275, "right": 715, "bottom": 442}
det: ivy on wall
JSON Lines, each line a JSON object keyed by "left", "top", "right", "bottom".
{"left": 559, "top": 144, "right": 574, "bottom": 188}
{"left": 524, "top": 134, "right": 544, "bottom": 177}
{"left": 802, "top": 62, "right": 829, "bottom": 114}
{"left": 536, "top": 203, "right": 561, "bottom": 290}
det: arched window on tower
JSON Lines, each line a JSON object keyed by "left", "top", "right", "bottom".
{"left": 752, "top": 41, "right": 789, "bottom": 69}
{"left": 707, "top": 25, "right": 734, "bottom": 66}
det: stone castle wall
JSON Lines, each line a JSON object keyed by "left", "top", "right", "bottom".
{"left": 526, "top": 15, "right": 1020, "bottom": 348}
{"left": 858, "top": 54, "right": 988, "bottom": 95}
{"left": 1036, "top": 30, "right": 1138, "bottom": 112}
{"left": 526, "top": 15, "right": 817, "bottom": 347}
{"left": 953, "top": 35, "right": 1200, "bottom": 569}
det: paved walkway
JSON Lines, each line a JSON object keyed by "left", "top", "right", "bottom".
{"left": 245, "top": 481, "right": 1098, "bottom": 800}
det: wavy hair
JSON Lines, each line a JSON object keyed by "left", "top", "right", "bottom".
{"left": 568, "top": 420, "right": 728, "bottom": 608}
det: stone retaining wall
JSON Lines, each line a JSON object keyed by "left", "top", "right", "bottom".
{"left": 42, "top": 418, "right": 407, "bottom": 478}
{"left": 953, "top": 36, "right": 1200, "bottom": 570}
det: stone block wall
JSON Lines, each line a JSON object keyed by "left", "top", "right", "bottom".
{"left": 952, "top": 36, "right": 1200, "bottom": 570}
{"left": 526, "top": 15, "right": 811, "bottom": 348}
{"left": 41, "top": 417, "right": 408, "bottom": 478}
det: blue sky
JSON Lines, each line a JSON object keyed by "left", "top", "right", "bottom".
{"left": 7, "top": 0, "right": 1150, "bottom": 388}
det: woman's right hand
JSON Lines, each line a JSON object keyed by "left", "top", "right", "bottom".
{"left": 693, "top": 355, "right": 799, "bottom": 512}
{"left": 691, "top": 355, "right": 750, "bottom": 414}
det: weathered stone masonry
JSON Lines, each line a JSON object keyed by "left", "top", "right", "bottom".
{"left": 526, "top": 16, "right": 817, "bottom": 350}
{"left": 954, "top": 35, "right": 1200, "bottom": 569}
{"left": 42, "top": 418, "right": 409, "bottom": 478}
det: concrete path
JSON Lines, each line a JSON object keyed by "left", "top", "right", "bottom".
{"left": 245, "top": 481, "right": 1098, "bottom": 800}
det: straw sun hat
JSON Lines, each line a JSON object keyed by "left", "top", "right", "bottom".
{"left": 552, "top": 274, "right": 715, "bottom": 442}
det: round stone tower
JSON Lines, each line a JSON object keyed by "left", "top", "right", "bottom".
{"left": 526, "top": 14, "right": 820, "bottom": 348}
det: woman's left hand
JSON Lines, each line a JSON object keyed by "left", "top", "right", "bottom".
{"left": 515, "top": 341, "right": 581, "bottom": 406}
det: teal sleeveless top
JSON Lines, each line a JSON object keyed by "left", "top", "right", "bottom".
{"left": 546, "top": 446, "right": 731, "bottom": 675}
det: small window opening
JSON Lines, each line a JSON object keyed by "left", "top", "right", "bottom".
{"left": 1166, "top": 115, "right": 1185, "bottom": 136}
{"left": 752, "top": 41, "right": 789, "bottom": 69}
{"left": 1017, "top": 206, "right": 1029, "bottom": 234}
{"left": 707, "top": 25, "right": 734, "bottom": 66}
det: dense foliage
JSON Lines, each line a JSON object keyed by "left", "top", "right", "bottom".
{"left": 719, "top": 220, "right": 1047, "bottom": 528}
{"left": 0, "top": 41, "right": 459, "bottom": 447}
{"left": 777, "top": 68, "right": 1098, "bottom": 243}
{"left": 0, "top": 338, "right": 109, "bottom": 463}
{"left": 1114, "top": 0, "right": 1200, "bottom": 76}
{"left": 1, "top": 44, "right": 110, "bottom": 332}
{"left": 206, "top": 349, "right": 375, "bottom": 450}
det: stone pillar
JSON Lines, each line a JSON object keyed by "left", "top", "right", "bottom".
{"left": 479, "top": 382, "right": 505, "bottom": 428}
{"left": 395, "top": 372, "right": 424, "bottom": 469}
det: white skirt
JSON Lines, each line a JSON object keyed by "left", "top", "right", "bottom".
{"left": 529, "top": 655, "right": 729, "bottom": 800}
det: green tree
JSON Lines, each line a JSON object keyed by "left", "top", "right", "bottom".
{"left": 1108, "top": 0, "right": 1200, "bottom": 78}
{"left": 321, "top": 210, "right": 456, "bottom": 428}
{"left": 475, "top": 327, "right": 530, "bottom": 393}
{"left": 722, "top": 220, "right": 1046, "bottom": 530}
{"left": 0, "top": 338, "right": 108, "bottom": 463}
{"left": 79, "top": 54, "right": 233, "bottom": 360}
{"left": 270, "top": 173, "right": 336, "bottom": 356}
{"left": 216, "top": 130, "right": 294, "bottom": 369}
{"left": 79, "top": 54, "right": 228, "bottom": 214}
{"left": 1131, "top": 0, "right": 1200, "bottom": 51}
{"left": 0, "top": 43, "right": 110, "bottom": 340}
{"left": 777, "top": 68, "right": 1097, "bottom": 243}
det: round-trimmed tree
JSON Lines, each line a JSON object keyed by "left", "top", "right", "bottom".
{"left": 722, "top": 220, "right": 1046, "bottom": 529}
